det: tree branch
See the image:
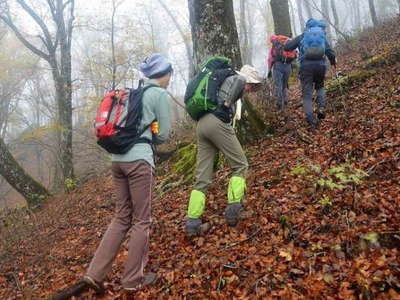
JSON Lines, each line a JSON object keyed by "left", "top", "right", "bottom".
{"left": 16, "top": 0, "right": 55, "bottom": 52}
{"left": 62, "top": 0, "right": 73, "bottom": 11}
{"left": 46, "top": 0, "right": 57, "bottom": 20}
{"left": 304, "top": 0, "right": 350, "bottom": 41}
{"left": 67, "top": 0, "right": 74, "bottom": 49}
{"left": 156, "top": 0, "right": 195, "bottom": 77}
{"left": 0, "top": 14, "right": 50, "bottom": 61}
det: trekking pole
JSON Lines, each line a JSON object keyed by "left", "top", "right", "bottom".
{"left": 334, "top": 66, "right": 344, "bottom": 93}
{"left": 333, "top": 65, "right": 347, "bottom": 114}
{"left": 166, "top": 91, "right": 186, "bottom": 109}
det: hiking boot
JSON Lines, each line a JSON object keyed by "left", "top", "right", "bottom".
{"left": 82, "top": 275, "right": 105, "bottom": 295}
{"left": 124, "top": 272, "right": 157, "bottom": 291}
{"left": 307, "top": 119, "right": 320, "bottom": 132}
{"left": 317, "top": 107, "right": 326, "bottom": 120}
{"left": 224, "top": 203, "right": 243, "bottom": 227}
{"left": 185, "top": 218, "right": 202, "bottom": 236}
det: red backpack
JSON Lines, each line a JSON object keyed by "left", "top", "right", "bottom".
{"left": 94, "top": 89, "right": 128, "bottom": 139}
{"left": 94, "top": 82, "right": 156, "bottom": 154}
{"left": 271, "top": 35, "right": 298, "bottom": 63}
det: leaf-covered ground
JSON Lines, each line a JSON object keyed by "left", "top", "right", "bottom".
{"left": 1, "top": 18, "right": 400, "bottom": 300}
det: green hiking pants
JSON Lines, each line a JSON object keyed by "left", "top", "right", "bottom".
{"left": 187, "top": 113, "right": 248, "bottom": 219}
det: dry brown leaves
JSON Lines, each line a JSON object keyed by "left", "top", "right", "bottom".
{"left": 1, "top": 18, "right": 400, "bottom": 300}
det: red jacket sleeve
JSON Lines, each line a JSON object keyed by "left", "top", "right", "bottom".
{"left": 267, "top": 47, "right": 275, "bottom": 70}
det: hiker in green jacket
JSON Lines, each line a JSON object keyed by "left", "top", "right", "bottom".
{"left": 185, "top": 64, "right": 261, "bottom": 236}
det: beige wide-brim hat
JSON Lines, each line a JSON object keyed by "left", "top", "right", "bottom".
{"left": 236, "top": 65, "right": 262, "bottom": 84}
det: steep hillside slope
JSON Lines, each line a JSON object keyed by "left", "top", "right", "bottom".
{"left": 1, "top": 18, "right": 399, "bottom": 300}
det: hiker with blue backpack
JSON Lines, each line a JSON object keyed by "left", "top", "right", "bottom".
{"left": 184, "top": 57, "right": 261, "bottom": 236}
{"left": 284, "top": 19, "right": 337, "bottom": 130}
{"left": 83, "top": 53, "right": 172, "bottom": 295}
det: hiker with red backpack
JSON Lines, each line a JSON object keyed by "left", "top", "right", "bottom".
{"left": 184, "top": 57, "right": 261, "bottom": 236}
{"left": 267, "top": 35, "right": 298, "bottom": 111}
{"left": 284, "top": 19, "right": 337, "bottom": 130}
{"left": 83, "top": 53, "right": 172, "bottom": 295}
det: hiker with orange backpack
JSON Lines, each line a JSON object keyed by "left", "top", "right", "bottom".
{"left": 267, "top": 35, "right": 298, "bottom": 111}
{"left": 284, "top": 19, "right": 336, "bottom": 130}
{"left": 83, "top": 53, "right": 173, "bottom": 296}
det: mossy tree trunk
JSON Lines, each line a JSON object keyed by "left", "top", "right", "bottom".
{"left": 187, "top": 0, "right": 267, "bottom": 144}
{"left": 270, "top": 0, "right": 293, "bottom": 37}
{"left": 236, "top": 97, "right": 271, "bottom": 144}
{"left": 188, "top": 0, "right": 242, "bottom": 70}
{"left": 173, "top": 0, "right": 267, "bottom": 181}
{"left": 0, "top": 138, "right": 50, "bottom": 208}
{"left": 0, "top": 0, "right": 75, "bottom": 186}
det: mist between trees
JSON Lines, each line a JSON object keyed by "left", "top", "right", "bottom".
{"left": 0, "top": 0, "right": 397, "bottom": 208}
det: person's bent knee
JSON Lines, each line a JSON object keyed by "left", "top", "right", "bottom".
{"left": 132, "top": 218, "right": 152, "bottom": 231}
{"left": 112, "top": 215, "right": 132, "bottom": 229}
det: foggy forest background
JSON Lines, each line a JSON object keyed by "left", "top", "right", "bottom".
{"left": 0, "top": 0, "right": 398, "bottom": 208}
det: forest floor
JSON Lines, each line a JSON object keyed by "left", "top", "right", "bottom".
{"left": 1, "top": 18, "right": 400, "bottom": 300}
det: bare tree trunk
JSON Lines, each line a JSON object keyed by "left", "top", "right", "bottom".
{"left": 111, "top": 0, "right": 118, "bottom": 90}
{"left": 296, "top": 0, "right": 306, "bottom": 29}
{"left": 303, "top": 0, "right": 313, "bottom": 19}
{"left": 245, "top": 0, "right": 254, "bottom": 62}
{"left": 330, "top": 0, "right": 341, "bottom": 39}
{"left": 321, "top": 0, "right": 332, "bottom": 44}
{"left": 0, "top": 97, "right": 11, "bottom": 139}
{"left": 350, "top": 0, "right": 361, "bottom": 31}
{"left": 289, "top": 0, "right": 298, "bottom": 36}
{"left": 1, "top": 0, "right": 76, "bottom": 185}
{"left": 270, "top": 0, "right": 293, "bottom": 37}
{"left": 34, "top": 102, "right": 43, "bottom": 181}
{"left": 187, "top": 0, "right": 266, "bottom": 143}
{"left": 355, "top": 0, "right": 361, "bottom": 30}
{"left": 188, "top": 0, "right": 242, "bottom": 70}
{"left": 239, "top": 0, "right": 251, "bottom": 64}
{"left": 0, "top": 138, "right": 50, "bottom": 208}
{"left": 305, "top": 0, "right": 350, "bottom": 42}
{"left": 368, "top": 0, "right": 379, "bottom": 26}
{"left": 156, "top": 0, "right": 195, "bottom": 78}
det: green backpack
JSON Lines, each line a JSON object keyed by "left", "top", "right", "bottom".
{"left": 184, "top": 56, "right": 236, "bottom": 121}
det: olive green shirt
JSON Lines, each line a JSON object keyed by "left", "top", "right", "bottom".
{"left": 111, "top": 80, "right": 171, "bottom": 167}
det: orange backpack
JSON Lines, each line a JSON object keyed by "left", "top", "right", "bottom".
{"left": 271, "top": 35, "right": 298, "bottom": 63}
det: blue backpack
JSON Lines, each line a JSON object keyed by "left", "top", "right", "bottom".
{"left": 302, "top": 20, "right": 326, "bottom": 60}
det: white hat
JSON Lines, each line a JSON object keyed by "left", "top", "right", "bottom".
{"left": 236, "top": 65, "right": 261, "bottom": 84}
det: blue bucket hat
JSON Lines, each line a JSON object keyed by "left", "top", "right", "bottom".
{"left": 140, "top": 53, "right": 173, "bottom": 79}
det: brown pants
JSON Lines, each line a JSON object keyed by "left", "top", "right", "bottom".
{"left": 86, "top": 160, "right": 154, "bottom": 288}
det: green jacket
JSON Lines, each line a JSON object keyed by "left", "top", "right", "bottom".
{"left": 111, "top": 80, "right": 171, "bottom": 167}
